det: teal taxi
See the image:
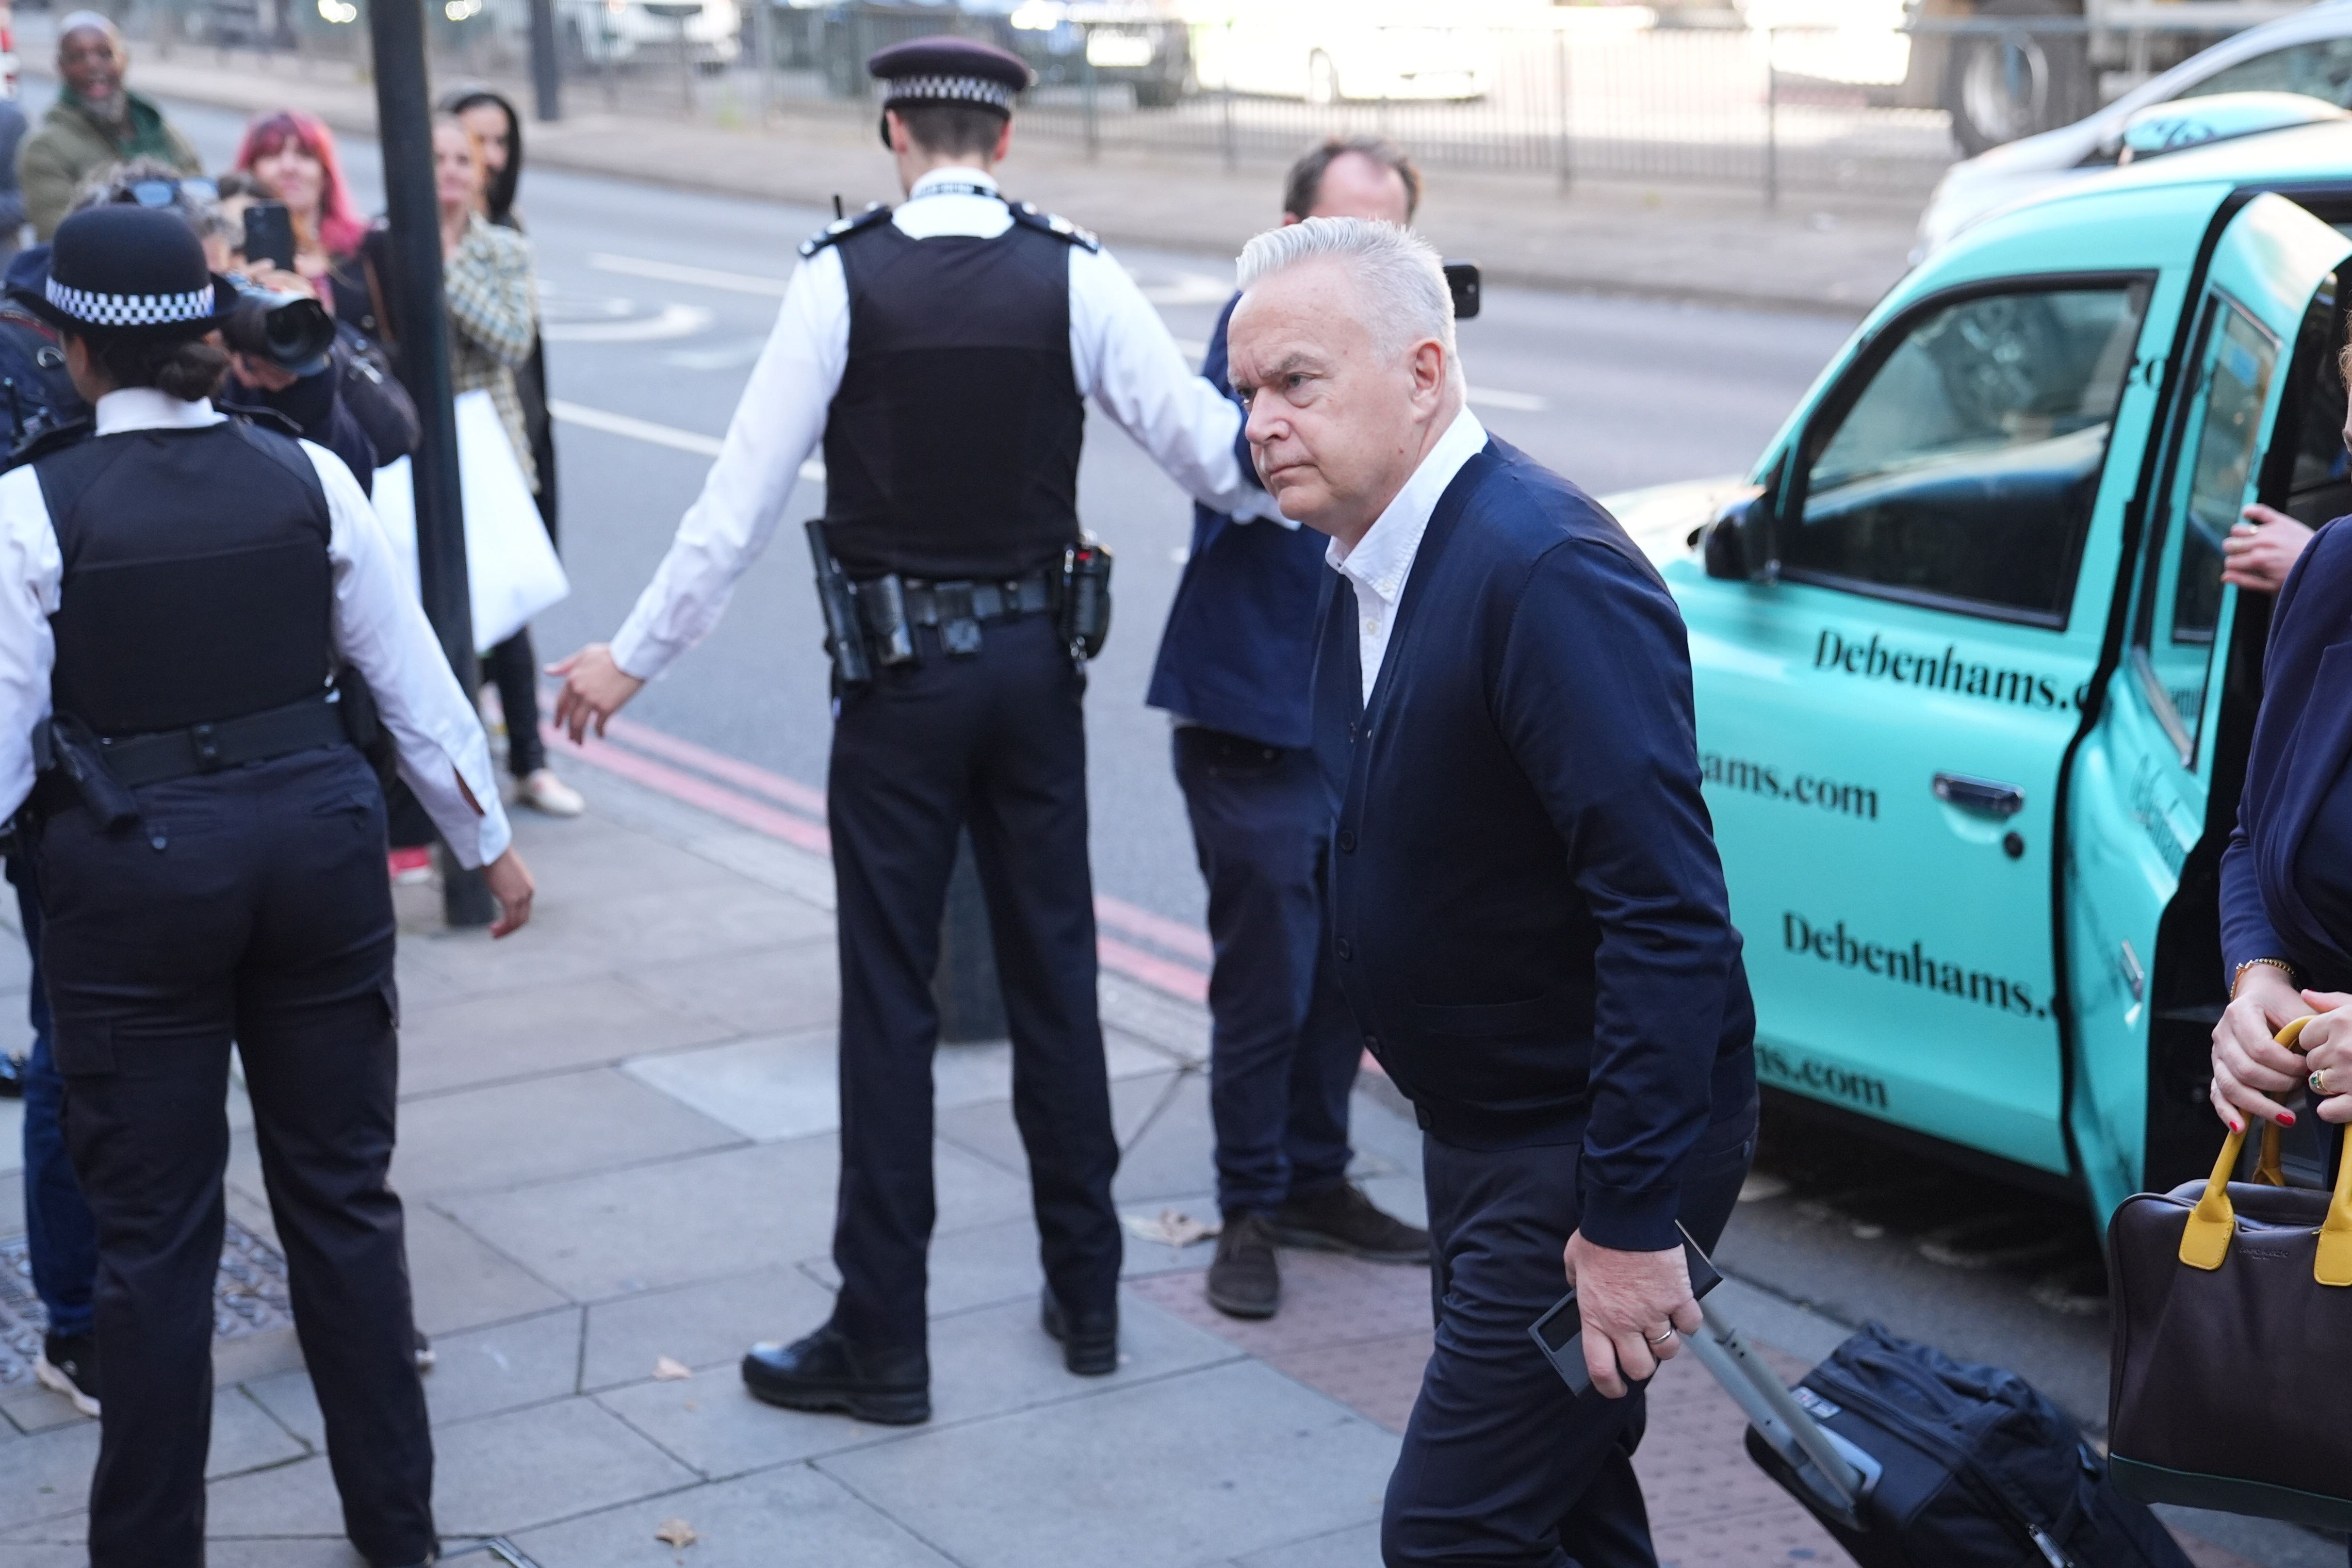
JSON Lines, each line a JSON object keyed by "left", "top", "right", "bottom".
{"left": 1617, "top": 121, "right": 2352, "bottom": 1224}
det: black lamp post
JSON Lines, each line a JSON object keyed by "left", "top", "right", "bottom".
{"left": 368, "top": 0, "right": 496, "bottom": 927}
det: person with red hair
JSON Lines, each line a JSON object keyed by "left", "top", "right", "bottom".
{"left": 232, "top": 110, "right": 377, "bottom": 332}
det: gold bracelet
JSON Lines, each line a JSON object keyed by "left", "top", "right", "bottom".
{"left": 2233, "top": 957, "right": 2297, "bottom": 998}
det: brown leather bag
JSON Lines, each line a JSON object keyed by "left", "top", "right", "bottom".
{"left": 2107, "top": 1015, "right": 2352, "bottom": 1529}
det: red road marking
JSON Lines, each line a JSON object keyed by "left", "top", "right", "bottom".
{"left": 541, "top": 723, "right": 830, "bottom": 855}
{"left": 542, "top": 718, "right": 1216, "bottom": 1004}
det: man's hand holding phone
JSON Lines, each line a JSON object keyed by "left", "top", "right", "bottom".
{"left": 1562, "top": 1232, "right": 1705, "bottom": 1398}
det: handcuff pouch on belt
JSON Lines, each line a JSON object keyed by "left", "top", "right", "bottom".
{"left": 806, "top": 522, "right": 1115, "bottom": 686}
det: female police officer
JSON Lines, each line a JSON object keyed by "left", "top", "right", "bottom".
{"left": 0, "top": 205, "right": 533, "bottom": 1567}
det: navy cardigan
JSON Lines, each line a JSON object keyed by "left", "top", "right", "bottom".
{"left": 2221, "top": 515, "right": 2352, "bottom": 990}
{"left": 1145, "top": 294, "right": 1329, "bottom": 748}
{"left": 1313, "top": 435, "right": 1756, "bottom": 1252}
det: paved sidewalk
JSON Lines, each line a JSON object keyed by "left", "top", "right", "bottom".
{"left": 46, "top": 43, "right": 1917, "bottom": 316}
{"left": 0, "top": 755, "right": 2271, "bottom": 1564}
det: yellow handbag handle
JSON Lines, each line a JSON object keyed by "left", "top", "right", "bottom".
{"left": 2178, "top": 1015, "right": 2352, "bottom": 1283}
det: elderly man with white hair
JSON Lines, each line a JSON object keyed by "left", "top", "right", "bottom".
{"left": 18, "top": 11, "right": 202, "bottom": 240}
{"left": 1225, "top": 218, "right": 1760, "bottom": 1567}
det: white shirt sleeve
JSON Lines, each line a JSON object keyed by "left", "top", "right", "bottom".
{"left": 309, "top": 441, "right": 513, "bottom": 868}
{"left": 0, "top": 467, "right": 59, "bottom": 823}
{"left": 609, "top": 246, "right": 849, "bottom": 680}
{"left": 1067, "top": 244, "right": 1275, "bottom": 519}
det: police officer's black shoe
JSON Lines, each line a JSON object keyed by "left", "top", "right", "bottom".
{"left": 0, "top": 1051, "right": 25, "bottom": 1099}
{"left": 1274, "top": 1181, "right": 1430, "bottom": 1264}
{"left": 741, "top": 1325, "right": 929, "bottom": 1425}
{"left": 1206, "top": 1210, "right": 1281, "bottom": 1320}
{"left": 36, "top": 1331, "right": 98, "bottom": 1417}
{"left": 1039, "top": 1287, "right": 1118, "bottom": 1376}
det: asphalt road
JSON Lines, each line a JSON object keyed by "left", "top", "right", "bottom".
{"left": 109, "top": 91, "right": 2342, "bottom": 1566}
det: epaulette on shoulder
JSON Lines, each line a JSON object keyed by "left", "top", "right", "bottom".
{"left": 1007, "top": 201, "right": 1100, "bottom": 253}
{"left": 799, "top": 203, "right": 893, "bottom": 258}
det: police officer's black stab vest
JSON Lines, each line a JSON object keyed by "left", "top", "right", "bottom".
{"left": 37, "top": 421, "right": 334, "bottom": 738}
{"left": 819, "top": 211, "right": 1086, "bottom": 582}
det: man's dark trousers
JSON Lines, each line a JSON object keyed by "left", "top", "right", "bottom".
{"left": 1171, "top": 727, "right": 1356, "bottom": 1213}
{"left": 1382, "top": 1101, "right": 1757, "bottom": 1568}
{"left": 8, "top": 854, "right": 98, "bottom": 1341}
{"left": 827, "top": 615, "right": 1123, "bottom": 1353}
{"left": 36, "top": 748, "right": 433, "bottom": 1568}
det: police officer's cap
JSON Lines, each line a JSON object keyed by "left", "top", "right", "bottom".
{"left": 13, "top": 205, "right": 237, "bottom": 339}
{"left": 867, "top": 35, "right": 1032, "bottom": 148}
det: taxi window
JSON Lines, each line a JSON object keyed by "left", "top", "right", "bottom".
{"left": 1788, "top": 283, "right": 2150, "bottom": 625}
{"left": 2176, "top": 38, "right": 2352, "bottom": 108}
{"left": 2134, "top": 299, "right": 2279, "bottom": 761}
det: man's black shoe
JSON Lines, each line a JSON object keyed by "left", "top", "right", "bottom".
{"left": 1206, "top": 1210, "right": 1281, "bottom": 1320}
{"left": 741, "top": 1325, "right": 929, "bottom": 1425}
{"left": 1039, "top": 1288, "right": 1118, "bottom": 1376}
{"left": 36, "top": 1331, "right": 98, "bottom": 1417}
{"left": 0, "top": 1051, "right": 24, "bottom": 1099}
{"left": 1274, "top": 1181, "right": 1430, "bottom": 1264}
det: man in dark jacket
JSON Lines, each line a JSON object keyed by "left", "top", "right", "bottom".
{"left": 1146, "top": 137, "right": 1429, "bottom": 1322}
{"left": 1225, "top": 216, "right": 1758, "bottom": 1568}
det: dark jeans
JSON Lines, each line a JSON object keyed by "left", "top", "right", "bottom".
{"left": 484, "top": 626, "right": 545, "bottom": 779}
{"left": 8, "top": 853, "right": 95, "bottom": 1338}
{"left": 1383, "top": 1098, "right": 1758, "bottom": 1568}
{"left": 1172, "top": 727, "right": 1356, "bottom": 1215}
{"left": 826, "top": 615, "right": 1122, "bottom": 1353}
{"left": 37, "top": 747, "right": 433, "bottom": 1568}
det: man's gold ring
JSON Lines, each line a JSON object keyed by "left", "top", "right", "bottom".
{"left": 1645, "top": 1328, "right": 1676, "bottom": 1346}
{"left": 2314, "top": 1068, "right": 2332, "bottom": 1096}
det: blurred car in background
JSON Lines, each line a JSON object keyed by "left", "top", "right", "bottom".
{"left": 1915, "top": 2, "right": 2352, "bottom": 256}
{"left": 1186, "top": 0, "right": 1495, "bottom": 104}
{"left": 809, "top": 0, "right": 1189, "bottom": 107}
{"left": 557, "top": 0, "right": 743, "bottom": 68}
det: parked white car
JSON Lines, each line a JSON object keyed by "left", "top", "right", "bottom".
{"left": 556, "top": 0, "right": 741, "bottom": 68}
{"left": 1185, "top": 0, "right": 1496, "bottom": 103}
{"left": 1913, "top": 0, "right": 2352, "bottom": 258}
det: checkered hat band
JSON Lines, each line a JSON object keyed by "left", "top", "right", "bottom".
{"left": 46, "top": 277, "right": 213, "bottom": 328}
{"left": 885, "top": 73, "right": 1015, "bottom": 110}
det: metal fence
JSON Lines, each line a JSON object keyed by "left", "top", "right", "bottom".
{"left": 105, "top": 0, "right": 2176, "bottom": 202}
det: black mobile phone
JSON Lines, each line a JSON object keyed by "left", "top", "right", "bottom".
{"left": 1529, "top": 1222, "right": 1723, "bottom": 1396}
{"left": 244, "top": 200, "right": 296, "bottom": 272}
{"left": 1442, "top": 261, "right": 1481, "bottom": 321}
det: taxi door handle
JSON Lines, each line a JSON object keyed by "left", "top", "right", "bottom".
{"left": 1933, "top": 773, "right": 2025, "bottom": 817}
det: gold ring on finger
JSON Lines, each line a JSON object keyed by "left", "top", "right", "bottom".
{"left": 2313, "top": 1068, "right": 2331, "bottom": 1095}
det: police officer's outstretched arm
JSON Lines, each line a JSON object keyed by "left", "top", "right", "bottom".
{"left": 552, "top": 240, "right": 848, "bottom": 741}
{"left": 1069, "top": 244, "right": 1271, "bottom": 518}
{"left": 312, "top": 444, "right": 536, "bottom": 934}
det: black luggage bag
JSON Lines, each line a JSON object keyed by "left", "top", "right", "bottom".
{"left": 1690, "top": 1310, "right": 2190, "bottom": 1568}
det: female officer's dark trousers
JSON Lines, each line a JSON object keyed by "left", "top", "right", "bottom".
{"left": 36, "top": 747, "right": 434, "bottom": 1568}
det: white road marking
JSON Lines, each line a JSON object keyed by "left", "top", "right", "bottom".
{"left": 1468, "top": 387, "right": 1550, "bottom": 412}
{"left": 549, "top": 399, "right": 826, "bottom": 481}
{"left": 541, "top": 303, "right": 715, "bottom": 343}
{"left": 589, "top": 253, "right": 793, "bottom": 296}
{"left": 665, "top": 338, "right": 769, "bottom": 371}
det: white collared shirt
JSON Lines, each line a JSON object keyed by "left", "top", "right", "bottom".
{"left": 0, "top": 389, "right": 513, "bottom": 866}
{"left": 1327, "top": 404, "right": 1488, "bottom": 706}
{"left": 609, "top": 164, "right": 1274, "bottom": 679}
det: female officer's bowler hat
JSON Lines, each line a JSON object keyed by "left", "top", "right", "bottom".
{"left": 13, "top": 205, "right": 238, "bottom": 339}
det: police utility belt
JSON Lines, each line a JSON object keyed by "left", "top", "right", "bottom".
{"left": 26, "top": 687, "right": 366, "bottom": 833}
{"left": 804, "top": 521, "right": 1113, "bottom": 688}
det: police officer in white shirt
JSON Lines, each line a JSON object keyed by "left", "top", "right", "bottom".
{"left": 0, "top": 205, "right": 532, "bottom": 1568}
{"left": 551, "top": 36, "right": 1272, "bottom": 1424}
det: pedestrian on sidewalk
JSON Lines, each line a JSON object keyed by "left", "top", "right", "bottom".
{"left": 17, "top": 13, "right": 200, "bottom": 241}
{"left": 552, "top": 35, "right": 1280, "bottom": 1424}
{"left": 1147, "top": 136, "right": 1431, "bottom": 1323}
{"left": 0, "top": 205, "right": 535, "bottom": 1567}
{"left": 1224, "top": 217, "right": 1758, "bottom": 1568}
{"left": 441, "top": 87, "right": 582, "bottom": 818}
{"left": 231, "top": 110, "right": 371, "bottom": 326}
